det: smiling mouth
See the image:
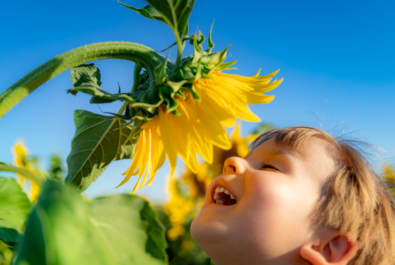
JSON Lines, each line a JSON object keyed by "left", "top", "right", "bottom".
{"left": 213, "top": 186, "right": 237, "bottom": 205}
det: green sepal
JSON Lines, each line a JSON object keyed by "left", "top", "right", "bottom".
{"left": 169, "top": 109, "right": 181, "bottom": 116}
{"left": 176, "top": 65, "right": 199, "bottom": 82}
{"left": 130, "top": 86, "right": 163, "bottom": 114}
{"left": 154, "top": 52, "right": 170, "bottom": 86}
{"left": 144, "top": 110, "right": 159, "bottom": 120}
{"left": 158, "top": 80, "right": 186, "bottom": 112}
{"left": 189, "top": 31, "right": 205, "bottom": 48}
{"left": 192, "top": 60, "right": 202, "bottom": 82}
{"left": 117, "top": 0, "right": 165, "bottom": 23}
{"left": 206, "top": 21, "right": 215, "bottom": 54}
{"left": 129, "top": 108, "right": 151, "bottom": 121}
{"left": 192, "top": 34, "right": 203, "bottom": 64}
{"left": 200, "top": 45, "right": 230, "bottom": 69}
{"left": 215, "top": 60, "right": 237, "bottom": 71}
{"left": 166, "top": 80, "right": 187, "bottom": 93}
{"left": 159, "top": 84, "right": 178, "bottom": 113}
{"left": 181, "top": 83, "right": 200, "bottom": 100}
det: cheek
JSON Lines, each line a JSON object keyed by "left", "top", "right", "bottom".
{"left": 245, "top": 172, "right": 317, "bottom": 218}
{"left": 234, "top": 174, "right": 314, "bottom": 250}
{"left": 246, "top": 173, "right": 293, "bottom": 213}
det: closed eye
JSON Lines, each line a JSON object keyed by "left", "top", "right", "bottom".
{"left": 261, "top": 163, "right": 279, "bottom": 171}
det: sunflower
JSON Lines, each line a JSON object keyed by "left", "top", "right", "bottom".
{"left": 384, "top": 165, "right": 395, "bottom": 196}
{"left": 119, "top": 69, "right": 282, "bottom": 192}
{"left": 164, "top": 175, "right": 195, "bottom": 240}
{"left": 12, "top": 141, "right": 41, "bottom": 202}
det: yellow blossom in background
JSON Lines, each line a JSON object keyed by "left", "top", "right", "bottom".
{"left": 164, "top": 176, "right": 195, "bottom": 240}
{"left": 12, "top": 141, "right": 41, "bottom": 202}
{"left": 210, "top": 122, "right": 262, "bottom": 177}
{"left": 231, "top": 123, "right": 258, "bottom": 158}
{"left": 120, "top": 70, "right": 282, "bottom": 192}
{"left": 384, "top": 165, "right": 395, "bottom": 196}
{"left": 181, "top": 163, "right": 211, "bottom": 200}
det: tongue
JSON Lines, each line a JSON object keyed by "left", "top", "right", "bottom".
{"left": 219, "top": 193, "right": 237, "bottom": 205}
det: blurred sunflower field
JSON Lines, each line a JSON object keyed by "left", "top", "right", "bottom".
{"left": 2, "top": 0, "right": 394, "bottom": 264}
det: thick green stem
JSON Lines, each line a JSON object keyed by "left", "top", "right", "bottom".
{"left": 131, "top": 62, "right": 142, "bottom": 93}
{"left": 0, "top": 164, "right": 43, "bottom": 186}
{"left": 175, "top": 34, "right": 183, "bottom": 71}
{"left": 0, "top": 42, "right": 164, "bottom": 118}
{"left": 118, "top": 102, "right": 128, "bottom": 115}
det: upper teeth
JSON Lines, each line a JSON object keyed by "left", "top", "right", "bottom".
{"left": 214, "top": 186, "right": 237, "bottom": 204}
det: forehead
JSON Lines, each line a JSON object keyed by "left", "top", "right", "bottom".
{"left": 250, "top": 134, "right": 335, "bottom": 159}
{"left": 248, "top": 137, "right": 336, "bottom": 181}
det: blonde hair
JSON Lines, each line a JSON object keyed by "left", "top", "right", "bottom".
{"left": 250, "top": 126, "right": 395, "bottom": 265}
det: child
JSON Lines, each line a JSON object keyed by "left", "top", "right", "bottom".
{"left": 191, "top": 126, "right": 395, "bottom": 265}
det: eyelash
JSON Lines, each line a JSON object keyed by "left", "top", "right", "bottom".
{"left": 261, "top": 163, "right": 278, "bottom": 171}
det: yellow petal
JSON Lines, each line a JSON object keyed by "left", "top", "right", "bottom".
{"left": 177, "top": 100, "right": 214, "bottom": 164}
{"left": 169, "top": 103, "right": 199, "bottom": 173}
{"left": 139, "top": 128, "right": 152, "bottom": 189}
{"left": 191, "top": 100, "right": 232, "bottom": 150}
{"left": 118, "top": 129, "right": 145, "bottom": 188}
{"left": 159, "top": 108, "right": 178, "bottom": 175}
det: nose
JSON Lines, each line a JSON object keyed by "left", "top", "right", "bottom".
{"left": 223, "top": 156, "right": 246, "bottom": 175}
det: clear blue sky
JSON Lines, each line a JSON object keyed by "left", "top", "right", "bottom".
{"left": 1, "top": 0, "right": 394, "bottom": 203}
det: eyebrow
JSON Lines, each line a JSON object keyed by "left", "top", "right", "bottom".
{"left": 247, "top": 146, "right": 291, "bottom": 160}
{"left": 267, "top": 149, "right": 290, "bottom": 157}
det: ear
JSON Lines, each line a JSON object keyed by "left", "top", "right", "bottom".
{"left": 300, "top": 233, "right": 358, "bottom": 265}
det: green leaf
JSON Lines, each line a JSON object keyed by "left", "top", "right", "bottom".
{"left": 118, "top": 0, "right": 165, "bottom": 23}
{"left": 71, "top": 63, "right": 102, "bottom": 87}
{"left": 0, "top": 241, "right": 13, "bottom": 265}
{"left": 146, "top": 0, "right": 195, "bottom": 40}
{"left": 65, "top": 110, "right": 139, "bottom": 192}
{"left": 0, "top": 224, "right": 19, "bottom": 247}
{"left": 0, "top": 177, "right": 31, "bottom": 245}
{"left": 118, "top": 0, "right": 194, "bottom": 41}
{"left": 68, "top": 64, "right": 135, "bottom": 104}
{"left": 14, "top": 180, "right": 168, "bottom": 265}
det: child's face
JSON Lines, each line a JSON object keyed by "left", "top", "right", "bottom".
{"left": 191, "top": 137, "right": 336, "bottom": 265}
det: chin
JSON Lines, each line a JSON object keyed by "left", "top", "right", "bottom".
{"left": 191, "top": 217, "right": 228, "bottom": 264}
